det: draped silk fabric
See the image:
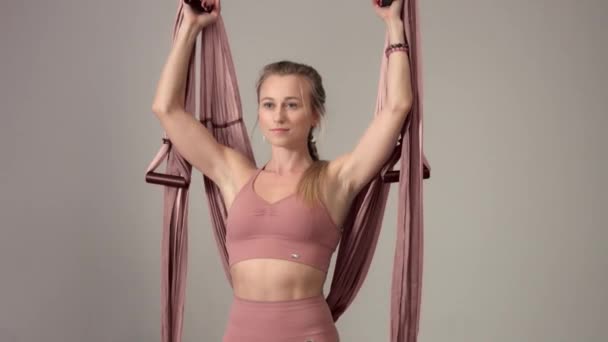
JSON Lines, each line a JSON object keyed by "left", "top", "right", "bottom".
{"left": 145, "top": 1, "right": 430, "bottom": 341}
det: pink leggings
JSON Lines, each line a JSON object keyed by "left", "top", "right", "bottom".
{"left": 222, "top": 293, "right": 340, "bottom": 342}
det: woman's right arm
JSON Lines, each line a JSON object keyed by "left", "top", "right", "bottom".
{"left": 151, "top": 20, "right": 244, "bottom": 187}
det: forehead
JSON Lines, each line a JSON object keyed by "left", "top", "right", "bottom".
{"left": 260, "top": 74, "right": 307, "bottom": 100}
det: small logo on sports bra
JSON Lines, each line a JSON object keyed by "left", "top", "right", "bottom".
{"left": 290, "top": 253, "right": 300, "bottom": 259}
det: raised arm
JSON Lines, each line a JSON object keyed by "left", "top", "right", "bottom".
{"left": 333, "top": 0, "right": 413, "bottom": 195}
{"left": 151, "top": 2, "right": 248, "bottom": 187}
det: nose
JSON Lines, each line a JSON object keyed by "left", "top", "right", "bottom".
{"left": 271, "top": 106, "right": 287, "bottom": 122}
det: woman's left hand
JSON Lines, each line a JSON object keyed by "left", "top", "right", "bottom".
{"left": 371, "top": 0, "right": 403, "bottom": 23}
{"left": 182, "top": 0, "right": 221, "bottom": 30}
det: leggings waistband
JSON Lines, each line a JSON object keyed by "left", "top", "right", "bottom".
{"left": 232, "top": 293, "right": 327, "bottom": 310}
{"left": 224, "top": 293, "right": 338, "bottom": 341}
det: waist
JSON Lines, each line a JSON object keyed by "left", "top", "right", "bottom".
{"left": 230, "top": 258, "right": 326, "bottom": 301}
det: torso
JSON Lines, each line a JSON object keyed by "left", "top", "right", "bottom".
{"left": 219, "top": 162, "right": 355, "bottom": 302}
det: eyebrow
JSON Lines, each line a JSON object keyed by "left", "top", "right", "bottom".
{"left": 260, "top": 97, "right": 301, "bottom": 101}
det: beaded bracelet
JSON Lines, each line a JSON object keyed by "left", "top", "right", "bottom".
{"left": 386, "top": 47, "right": 408, "bottom": 58}
{"left": 388, "top": 42, "right": 408, "bottom": 49}
{"left": 385, "top": 42, "right": 409, "bottom": 58}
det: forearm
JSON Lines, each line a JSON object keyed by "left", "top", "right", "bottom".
{"left": 385, "top": 19, "right": 413, "bottom": 112}
{"left": 152, "top": 22, "right": 200, "bottom": 114}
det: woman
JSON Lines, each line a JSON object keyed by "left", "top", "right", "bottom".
{"left": 151, "top": 0, "right": 412, "bottom": 340}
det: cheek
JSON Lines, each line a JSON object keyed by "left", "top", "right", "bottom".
{"left": 296, "top": 112, "right": 314, "bottom": 128}
{"left": 258, "top": 110, "right": 271, "bottom": 125}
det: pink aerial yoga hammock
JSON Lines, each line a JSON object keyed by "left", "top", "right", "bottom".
{"left": 145, "top": 0, "right": 431, "bottom": 341}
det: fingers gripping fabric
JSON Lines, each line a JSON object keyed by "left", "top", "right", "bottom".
{"left": 145, "top": 1, "right": 430, "bottom": 341}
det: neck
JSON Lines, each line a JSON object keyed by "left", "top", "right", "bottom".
{"left": 264, "top": 155, "right": 314, "bottom": 175}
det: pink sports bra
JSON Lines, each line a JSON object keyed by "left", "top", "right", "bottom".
{"left": 225, "top": 164, "right": 342, "bottom": 274}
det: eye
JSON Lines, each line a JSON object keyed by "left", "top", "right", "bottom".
{"left": 263, "top": 103, "right": 274, "bottom": 108}
{"left": 287, "top": 103, "right": 298, "bottom": 108}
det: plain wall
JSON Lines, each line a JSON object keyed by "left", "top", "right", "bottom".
{"left": 1, "top": 0, "right": 606, "bottom": 341}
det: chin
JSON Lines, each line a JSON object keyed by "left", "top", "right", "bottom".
{"left": 268, "top": 139, "right": 299, "bottom": 148}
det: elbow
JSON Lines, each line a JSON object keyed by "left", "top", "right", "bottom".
{"left": 151, "top": 102, "right": 168, "bottom": 116}
{"left": 388, "top": 98, "right": 413, "bottom": 115}
{"left": 152, "top": 106, "right": 166, "bottom": 117}
{"left": 152, "top": 103, "right": 179, "bottom": 116}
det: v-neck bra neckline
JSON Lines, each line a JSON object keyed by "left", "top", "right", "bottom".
{"left": 250, "top": 163, "right": 299, "bottom": 206}
{"left": 226, "top": 162, "right": 341, "bottom": 232}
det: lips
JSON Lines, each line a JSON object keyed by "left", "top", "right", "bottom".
{"left": 270, "top": 128, "right": 289, "bottom": 131}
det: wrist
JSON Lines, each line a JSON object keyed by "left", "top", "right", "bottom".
{"left": 385, "top": 18, "right": 403, "bottom": 28}
{"left": 177, "top": 21, "right": 201, "bottom": 41}
{"left": 385, "top": 19, "right": 406, "bottom": 45}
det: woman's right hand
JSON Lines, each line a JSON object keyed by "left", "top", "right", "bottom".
{"left": 372, "top": 0, "right": 402, "bottom": 23}
{"left": 182, "top": 0, "right": 221, "bottom": 30}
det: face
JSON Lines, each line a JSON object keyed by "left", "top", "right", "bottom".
{"left": 258, "top": 74, "right": 318, "bottom": 148}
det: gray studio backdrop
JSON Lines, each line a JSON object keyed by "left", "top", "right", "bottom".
{"left": 1, "top": 0, "right": 606, "bottom": 341}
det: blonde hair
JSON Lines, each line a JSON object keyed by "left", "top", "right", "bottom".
{"left": 252, "top": 60, "right": 330, "bottom": 207}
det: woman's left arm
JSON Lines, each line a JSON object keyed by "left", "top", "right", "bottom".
{"left": 334, "top": 17, "right": 413, "bottom": 194}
